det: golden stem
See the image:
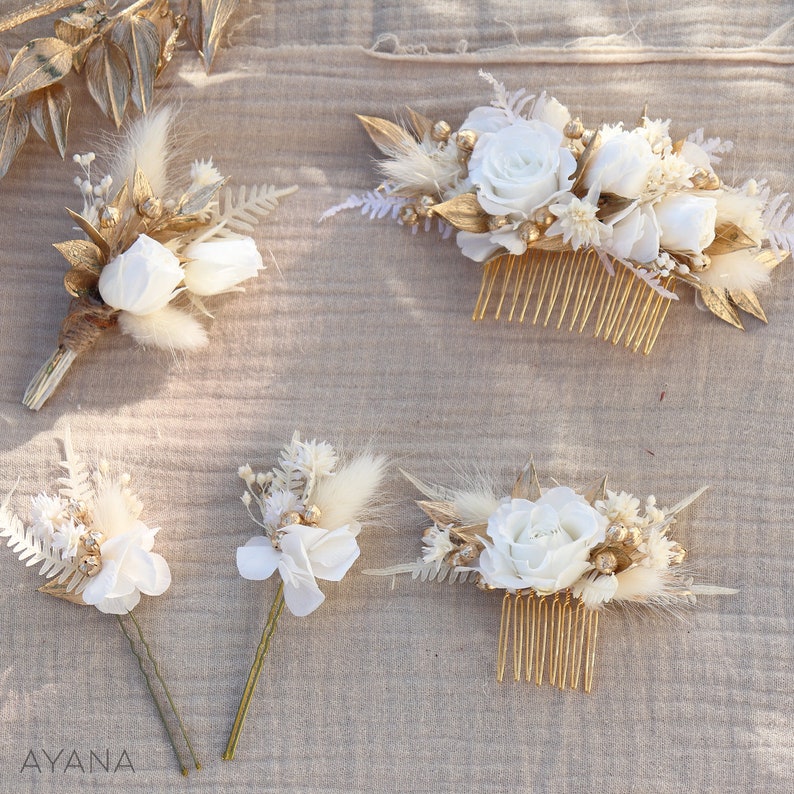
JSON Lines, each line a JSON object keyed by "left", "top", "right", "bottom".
{"left": 496, "top": 591, "right": 511, "bottom": 683}
{"left": 512, "top": 591, "right": 524, "bottom": 681}
{"left": 0, "top": 0, "right": 76, "bottom": 33}
{"left": 223, "top": 582, "right": 286, "bottom": 760}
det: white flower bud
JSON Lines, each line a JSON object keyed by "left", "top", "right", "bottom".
{"left": 182, "top": 237, "right": 264, "bottom": 296}
{"left": 98, "top": 234, "right": 184, "bottom": 315}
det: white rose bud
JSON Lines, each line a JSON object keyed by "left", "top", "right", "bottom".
{"left": 98, "top": 234, "right": 184, "bottom": 315}
{"left": 477, "top": 487, "right": 607, "bottom": 595}
{"left": 583, "top": 129, "right": 656, "bottom": 199}
{"left": 182, "top": 236, "right": 264, "bottom": 296}
{"left": 654, "top": 193, "right": 718, "bottom": 255}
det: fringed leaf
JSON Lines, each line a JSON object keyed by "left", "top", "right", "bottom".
{"left": 214, "top": 183, "right": 298, "bottom": 233}
{"left": 28, "top": 83, "right": 71, "bottom": 158}
{"left": 84, "top": 38, "right": 131, "bottom": 128}
{"left": 0, "top": 38, "right": 74, "bottom": 101}
{"left": 112, "top": 15, "right": 160, "bottom": 114}
{"left": 0, "top": 98, "right": 29, "bottom": 179}
{"left": 364, "top": 560, "right": 478, "bottom": 584}
{"left": 58, "top": 426, "right": 94, "bottom": 505}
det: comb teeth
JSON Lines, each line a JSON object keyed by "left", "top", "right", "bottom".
{"left": 473, "top": 250, "right": 676, "bottom": 355}
{"left": 496, "top": 590, "right": 599, "bottom": 692}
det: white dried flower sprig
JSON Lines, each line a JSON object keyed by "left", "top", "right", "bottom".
{"left": 23, "top": 106, "right": 297, "bottom": 410}
{"left": 326, "top": 71, "right": 791, "bottom": 350}
{"left": 224, "top": 432, "right": 387, "bottom": 760}
{"left": 367, "top": 463, "right": 736, "bottom": 693}
{"left": 0, "top": 428, "right": 199, "bottom": 775}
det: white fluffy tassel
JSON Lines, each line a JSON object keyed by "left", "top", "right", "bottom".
{"left": 118, "top": 306, "right": 208, "bottom": 351}
{"left": 453, "top": 488, "right": 500, "bottom": 525}
{"left": 311, "top": 453, "right": 388, "bottom": 531}
{"left": 612, "top": 566, "right": 678, "bottom": 603}
{"left": 110, "top": 106, "right": 174, "bottom": 198}
{"left": 698, "top": 250, "right": 772, "bottom": 292}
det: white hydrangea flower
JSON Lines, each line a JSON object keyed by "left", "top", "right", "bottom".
{"left": 596, "top": 489, "right": 642, "bottom": 525}
{"left": 29, "top": 493, "right": 67, "bottom": 540}
{"left": 296, "top": 439, "right": 338, "bottom": 481}
{"left": 189, "top": 158, "right": 223, "bottom": 190}
{"left": 421, "top": 525, "right": 457, "bottom": 567}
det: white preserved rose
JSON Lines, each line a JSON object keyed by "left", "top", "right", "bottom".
{"left": 477, "top": 487, "right": 607, "bottom": 595}
{"left": 583, "top": 129, "right": 657, "bottom": 199}
{"left": 468, "top": 118, "right": 576, "bottom": 217}
{"left": 654, "top": 193, "right": 718, "bottom": 255}
{"left": 98, "top": 234, "right": 184, "bottom": 315}
{"left": 182, "top": 236, "right": 264, "bottom": 296}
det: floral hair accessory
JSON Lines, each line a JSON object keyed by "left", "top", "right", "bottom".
{"left": 368, "top": 464, "right": 736, "bottom": 693}
{"left": 223, "top": 432, "right": 387, "bottom": 760}
{"left": 0, "top": 429, "right": 199, "bottom": 775}
{"left": 324, "top": 71, "right": 792, "bottom": 353}
{"left": 23, "top": 106, "right": 297, "bottom": 410}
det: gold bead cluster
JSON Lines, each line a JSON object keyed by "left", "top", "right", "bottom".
{"left": 273, "top": 504, "right": 323, "bottom": 547}
{"left": 77, "top": 529, "right": 105, "bottom": 577}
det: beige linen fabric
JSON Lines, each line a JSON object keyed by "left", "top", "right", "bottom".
{"left": 0, "top": 1, "right": 792, "bottom": 792}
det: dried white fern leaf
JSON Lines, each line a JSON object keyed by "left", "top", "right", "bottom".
{"left": 400, "top": 469, "right": 459, "bottom": 503}
{"left": 364, "top": 559, "right": 477, "bottom": 584}
{"left": 57, "top": 426, "right": 94, "bottom": 506}
{"left": 761, "top": 191, "right": 794, "bottom": 256}
{"left": 213, "top": 184, "right": 298, "bottom": 233}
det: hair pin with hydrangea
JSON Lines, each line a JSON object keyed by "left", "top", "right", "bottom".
{"left": 223, "top": 432, "right": 387, "bottom": 760}
{"left": 323, "top": 70, "right": 792, "bottom": 353}
{"left": 367, "top": 463, "right": 736, "bottom": 693}
{"left": 23, "top": 106, "right": 297, "bottom": 410}
{"left": 0, "top": 428, "right": 199, "bottom": 774}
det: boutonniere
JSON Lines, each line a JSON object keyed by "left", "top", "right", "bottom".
{"left": 325, "top": 71, "right": 791, "bottom": 353}
{"left": 0, "top": 429, "right": 199, "bottom": 775}
{"left": 23, "top": 106, "right": 296, "bottom": 410}
{"left": 368, "top": 464, "right": 736, "bottom": 692}
{"left": 224, "top": 432, "right": 387, "bottom": 759}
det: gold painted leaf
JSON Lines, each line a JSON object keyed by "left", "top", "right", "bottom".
{"left": 0, "top": 98, "right": 29, "bottom": 179}
{"left": 0, "top": 43, "right": 11, "bottom": 75}
{"left": 133, "top": 164, "right": 154, "bottom": 205}
{"left": 405, "top": 106, "right": 433, "bottom": 140}
{"left": 512, "top": 460, "right": 541, "bottom": 501}
{"left": 729, "top": 289, "right": 767, "bottom": 323}
{"left": 756, "top": 249, "right": 789, "bottom": 271}
{"left": 64, "top": 265, "right": 100, "bottom": 298}
{"left": 0, "top": 38, "right": 74, "bottom": 102}
{"left": 112, "top": 15, "right": 160, "bottom": 114}
{"left": 527, "top": 234, "right": 575, "bottom": 253}
{"left": 202, "top": 0, "right": 240, "bottom": 73}
{"left": 64, "top": 207, "right": 111, "bottom": 257}
{"left": 699, "top": 284, "right": 744, "bottom": 329}
{"left": 142, "top": 0, "right": 181, "bottom": 75}
{"left": 705, "top": 223, "right": 758, "bottom": 256}
{"left": 432, "top": 192, "right": 490, "bottom": 234}
{"left": 38, "top": 577, "right": 86, "bottom": 605}
{"left": 416, "top": 500, "right": 460, "bottom": 527}
{"left": 582, "top": 475, "right": 608, "bottom": 506}
{"left": 28, "top": 83, "right": 71, "bottom": 158}
{"left": 452, "top": 524, "right": 488, "bottom": 545}
{"left": 54, "top": 4, "right": 103, "bottom": 49}
{"left": 176, "top": 177, "right": 227, "bottom": 215}
{"left": 183, "top": 0, "right": 204, "bottom": 57}
{"left": 53, "top": 239, "right": 103, "bottom": 273}
{"left": 356, "top": 114, "right": 413, "bottom": 154}
{"left": 84, "top": 38, "right": 130, "bottom": 127}
{"left": 570, "top": 129, "right": 601, "bottom": 195}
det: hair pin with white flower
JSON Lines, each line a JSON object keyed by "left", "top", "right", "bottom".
{"left": 23, "top": 106, "right": 297, "bottom": 410}
{"left": 0, "top": 428, "right": 199, "bottom": 774}
{"left": 367, "top": 464, "right": 736, "bottom": 693}
{"left": 324, "top": 70, "right": 792, "bottom": 353}
{"left": 223, "top": 432, "right": 387, "bottom": 760}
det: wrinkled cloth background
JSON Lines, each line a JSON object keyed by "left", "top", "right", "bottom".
{"left": 0, "top": 1, "right": 792, "bottom": 792}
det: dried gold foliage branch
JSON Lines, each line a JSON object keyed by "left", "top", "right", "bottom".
{"left": 0, "top": 0, "right": 243, "bottom": 180}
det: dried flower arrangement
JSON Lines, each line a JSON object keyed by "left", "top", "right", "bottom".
{"left": 224, "top": 433, "right": 387, "bottom": 759}
{"left": 0, "top": 429, "right": 199, "bottom": 774}
{"left": 367, "top": 463, "right": 736, "bottom": 692}
{"left": 0, "top": 0, "right": 243, "bottom": 180}
{"left": 325, "top": 71, "right": 792, "bottom": 353}
{"left": 23, "top": 106, "right": 296, "bottom": 410}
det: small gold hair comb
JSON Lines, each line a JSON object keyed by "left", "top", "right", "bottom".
{"left": 367, "top": 464, "right": 736, "bottom": 692}
{"left": 324, "top": 71, "right": 791, "bottom": 353}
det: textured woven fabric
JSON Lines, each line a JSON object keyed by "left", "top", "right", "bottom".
{"left": 0, "top": 2, "right": 792, "bottom": 792}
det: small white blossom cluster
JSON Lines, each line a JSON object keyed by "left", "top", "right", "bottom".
{"left": 235, "top": 433, "right": 386, "bottom": 617}
{"left": 1, "top": 442, "right": 170, "bottom": 615}
{"left": 344, "top": 71, "right": 792, "bottom": 298}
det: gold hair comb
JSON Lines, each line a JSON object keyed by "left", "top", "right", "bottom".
{"left": 367, "top": 464, "right": 736, "bottom": 692}
{"left": 324, "top": 71, "right": 791, "bottom": 353}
